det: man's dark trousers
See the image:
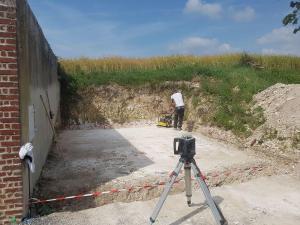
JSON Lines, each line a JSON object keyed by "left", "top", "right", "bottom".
{"left": 174, "top": 106, "right": 185, "bottom": 129}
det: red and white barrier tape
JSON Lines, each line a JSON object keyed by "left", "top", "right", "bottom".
{"left": 30, "top": 179, "right": 184, "bottom": 204}
{"left": 30, "top": 166, "right": 261, "bottom": 205}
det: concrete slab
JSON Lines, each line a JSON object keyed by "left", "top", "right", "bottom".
{"left": 29, "top": 175, "right": 300, "bottom": 225}
{"left": 38, "top": 126, "right": 259, "bottom": 198}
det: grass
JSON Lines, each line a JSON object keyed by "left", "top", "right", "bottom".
{"left": 59, "top": 53, "right": 300, "bottom": 136}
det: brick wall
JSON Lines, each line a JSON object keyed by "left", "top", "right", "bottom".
{"left": 0, "top": 1, "right": 23, "bottom": 224}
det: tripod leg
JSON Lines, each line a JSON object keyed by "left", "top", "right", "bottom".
{"left": 191, "top": 159, "right": 227, "bottom": 225}
{"left": 184, "top": 162, "right": 192, "bottom": 206}
{"left": 149, "top": 160, "right": 184, "bottom": 224}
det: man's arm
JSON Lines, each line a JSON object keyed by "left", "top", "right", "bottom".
{"left": 171, "top": 98, "right": 175, "bottom": 107}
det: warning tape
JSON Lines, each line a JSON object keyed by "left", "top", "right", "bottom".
{"left": 30, "top": 166, "right": 261, "bottom": 205}
{"left": 30, "top": 179, "right": 184, "bottom": 204}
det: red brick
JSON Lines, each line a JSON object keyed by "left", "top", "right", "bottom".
{"left": 11, "top": 112, "right": 19, "bottom": 118}
{"left": 0, "top": 69, "right": 16, "bottom": 75}
{"left": 4, "top": 188, "right": 22, "bottom": 194}
{"left": 5, "top": 39, "right": 16, "bottom": 45}
{"left": 7, "top": 51, "right": 16, "bottom": 57}
{"left": 0, "top": 94, "right": 18, "bottom": 100}
{"left": 0, "top": 172, "right": 6, "bottom": 178}
{"left": 12, "top": 159, "right": 21, "bottom": 164}
{"left": 0, "top": 105, "right": 20, "bottom": 112}
{"left": 5, "top": 209, "right": 23, "bottom": 216}
{"left": 11, "top": 124, "right": 20, "bottom": 129}
{"left": 0, "top": 141, "right": 20, "bottom": 147}
{"left": 1, "top": 153, "right": 18, "bottom": 159}
{"left": 3, "top": 176, "right": 22, "bottom": 182}
{"left": 2, "top": 165, "right": 21, "bottom": 171}
{"left": 0, "top": 118, "right": 19, "bottom": 124}
{"left": 8, "top": 63, "right": 17, "bottom": 69}
{"left": 0, "top": 32, "right": 15, "bottom": 38}
{"left": 8, "top": 88, "right": 18, "bottom": 94}
{"left": 0, "top": 45, "right": 15, "bottom": 51}
{"left": 11, "top": 136, "right": 20, "bottom": 141}
{"left": 0, "top": 58, "right": 16, "bottom": 63}
{"left": 0, "top": 130, "right": 19, "bottom": 135}
{"left": 11, "top": 147, "right": 20, "bottom": 153}
{"left": 0, "top": 106, "right": 19, "bottom": 111}
{"left": 0, "top": 82, "right": 18, "bottom": 87}
{"left": 4, "top": 198, "right": 22, "bottom": 204}
{"left": 0, "top": 19, "right": 15, "bottom": 25}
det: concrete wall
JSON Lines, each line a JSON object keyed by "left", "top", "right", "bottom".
{"left": 0, "top": 0, "right": 60, "bottom": 223}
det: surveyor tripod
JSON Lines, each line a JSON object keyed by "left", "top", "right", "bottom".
{"left": 149, "top": 136, "right": 227, "bottom": 225}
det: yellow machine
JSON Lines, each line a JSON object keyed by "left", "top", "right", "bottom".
{"left": 157, "top": 113, "right": 173, "bottom": 127}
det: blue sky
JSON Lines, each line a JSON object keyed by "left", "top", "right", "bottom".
{"left": 27, "top": 0, "right": 300, "bottom": 58}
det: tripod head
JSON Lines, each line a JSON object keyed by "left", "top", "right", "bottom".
{"left": 173, "top": 135, "right": 195, "bottom": 160}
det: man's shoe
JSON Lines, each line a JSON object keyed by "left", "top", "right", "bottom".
{"left": 178, "top": 127, "right": 182, "bottom": 131}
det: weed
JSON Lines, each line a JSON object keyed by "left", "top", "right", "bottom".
{"left": 9, "top": 217, "right": 17, "bottom": 225}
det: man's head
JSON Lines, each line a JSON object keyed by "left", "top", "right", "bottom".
{"left": 174, "top": 89, "right": 181, "bottom": 94}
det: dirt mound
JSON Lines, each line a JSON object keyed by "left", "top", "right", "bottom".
{"left": 254, "top": 83, "right": 300, "bottom": 136}
{"left": 246, "top": 83, "right": 300, "bottom": 160}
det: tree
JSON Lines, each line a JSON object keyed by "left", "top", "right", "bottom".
{"left": 283, "top": 1, "right": 300, "bottom": 33}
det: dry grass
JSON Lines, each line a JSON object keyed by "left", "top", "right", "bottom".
{"left": 60, "top": 54, "right": 300, "bottom": 74}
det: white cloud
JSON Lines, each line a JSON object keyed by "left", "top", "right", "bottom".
{"left": 231, "top": 6, "right": 255, "bottom": 22}
{"left": 184, "top": 0, "right": 222, "bottom": 18}
{"left": 169, "top": 36, "right": 238, "bottom": 55}
{"left": 257, "top": 27, "right": 300, "bottom": 56}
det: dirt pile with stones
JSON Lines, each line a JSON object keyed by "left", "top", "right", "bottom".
{"left": 245, "top": 83, "right": 300, "bottom": 161}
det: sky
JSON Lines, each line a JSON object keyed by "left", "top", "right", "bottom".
{"left": 27, "top": 0, "right": 300, "bottom": 58}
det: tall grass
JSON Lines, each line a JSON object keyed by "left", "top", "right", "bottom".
{"left": 59, "top": 53, "right": 300, "bottom": 136}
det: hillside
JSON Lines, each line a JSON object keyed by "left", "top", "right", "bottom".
{"left": 58, "top": 54, "right": 300, "bottom": 159}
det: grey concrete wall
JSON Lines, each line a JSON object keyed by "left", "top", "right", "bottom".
{"left": 16, "top": 0, "right": 60, "bottom": 214}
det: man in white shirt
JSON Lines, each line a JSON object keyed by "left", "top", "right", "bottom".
{"left": 171, "top": 90, "right": 185, "bottom": 130}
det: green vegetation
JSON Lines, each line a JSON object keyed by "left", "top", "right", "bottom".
{"left": 59, "top": 53, "right": 300, "bottom": 136}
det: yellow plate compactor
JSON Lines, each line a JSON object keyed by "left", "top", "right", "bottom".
{"left": 157, "top": 113, "right": 173, "bottom": 127}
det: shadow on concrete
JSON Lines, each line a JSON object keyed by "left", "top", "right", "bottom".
{"left": 32, "top": 128, "right": 154, "bottom": 215}
{"left": 168, "top": 196, "right": 224, "bottom": 225}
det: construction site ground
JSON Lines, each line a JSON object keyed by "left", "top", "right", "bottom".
{"left": 30, "top": 126, "right": 300, "bottom": 225}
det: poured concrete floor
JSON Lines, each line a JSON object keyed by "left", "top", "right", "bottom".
{"left": 37, "top": 126, "right": 260, "bottom": 198}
